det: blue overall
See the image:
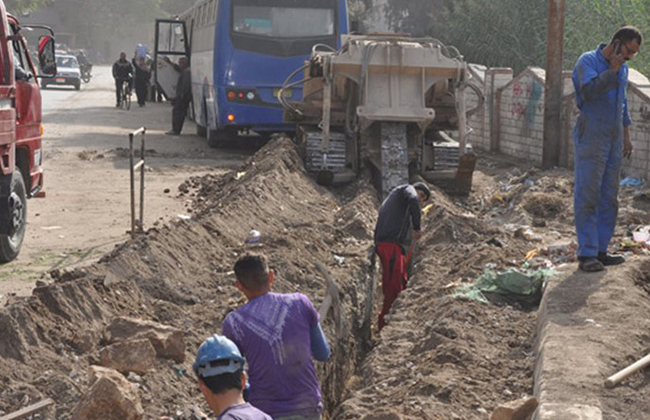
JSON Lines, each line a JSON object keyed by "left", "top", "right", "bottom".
{"left": 572, "top": 44, "right": 631, "bottom": 258}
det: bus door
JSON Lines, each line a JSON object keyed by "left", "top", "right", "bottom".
{"left": 153, "top": 20, "right": 189, "bottom": 101}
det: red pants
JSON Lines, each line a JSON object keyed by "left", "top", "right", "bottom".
{"left": 376, "top": 242, "right": 407, "bottom": 330}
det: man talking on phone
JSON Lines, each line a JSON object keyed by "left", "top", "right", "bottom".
{"left": 572, "top": 26, "right": 642, "bottom": 272}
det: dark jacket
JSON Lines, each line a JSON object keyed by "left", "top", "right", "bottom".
{"left": 132, "top": 58, "right": 151, "bottom": 84}
{"left": 177, "top": 67, "right": 192, "bottom": 102}
{"left": 112, "top": 59, "right": 133, "bottom": 80}
{"left": 374, "top": 184, "right": 422, "bottom": 246}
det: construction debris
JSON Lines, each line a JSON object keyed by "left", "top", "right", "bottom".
{"left": 99, "top": 339, "right": 156, "bottom": 375}
{"left": 71, "top": 367, "right": 143, "bottom": 420}
{"left": 104, "top": 317, "right": 186, "bottom": 363}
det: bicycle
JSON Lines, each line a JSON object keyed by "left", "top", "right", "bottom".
{"left": 119, "top": 78, "right": 132, "bottom": 110}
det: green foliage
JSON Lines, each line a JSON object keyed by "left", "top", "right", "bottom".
{"left": 5, "top": 0, "right": 51, "bottom": 14}
{"left": 564, "top": 0, "right": 650, "bottom": 75}
{"left": 381, "top": 0, "right": 650, "bottom": 75}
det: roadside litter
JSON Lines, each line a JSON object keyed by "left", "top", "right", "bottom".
{"left": 620, "top": 177, "right": 643, "bottom": 187}
{"left": 453, "top": 268, "right": 553, "bottom": 308}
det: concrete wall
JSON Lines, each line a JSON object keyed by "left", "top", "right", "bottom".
{"left": 467, "top": 64, "right": 650, "bottom": 181}
{"left": 497, "top": 69, "right": 545, "bottom": 164}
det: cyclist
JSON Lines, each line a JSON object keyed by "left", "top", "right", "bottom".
{"left": 76, "top": 50, "right": 92, "bottom": 79}
{"left": 112, "top": 52, "right": 133, "bottom": 108}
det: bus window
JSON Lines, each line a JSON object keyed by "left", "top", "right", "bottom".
{"left": 210, "top": 0, "right": 217, "bottom": 24}
{"left": 233, "top": 6, "right": 334, "bottom": 38}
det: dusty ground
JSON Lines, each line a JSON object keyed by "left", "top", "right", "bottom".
{"left": 0, "top": 68, "right": 649, "bottom": 420}
{"left": 0, "top": 66, "right": 256, "bottom": 304}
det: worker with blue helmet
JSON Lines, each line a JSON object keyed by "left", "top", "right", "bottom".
{"left": 192, "top": 334, "right": 272, "bottom": 420}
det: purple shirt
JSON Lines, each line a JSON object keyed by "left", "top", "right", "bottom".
{"left": 222, "top": 293, "right": 322, "bottom": 419}
{"left": 216, "top": 403, "right": 272, "bottom": 420}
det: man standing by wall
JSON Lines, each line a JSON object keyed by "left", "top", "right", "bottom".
{"left": 374, "top": 182, "right": 430, "bottom": 330}
{"left": 572, "top": 26, "right": 642, "bottom": 272}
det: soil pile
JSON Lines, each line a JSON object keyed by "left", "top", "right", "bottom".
{"left": 1, "top": 141, "right": 649, "bottom": 419}
{"left": 0, "top": 137, "right": 378, "bottom": 419}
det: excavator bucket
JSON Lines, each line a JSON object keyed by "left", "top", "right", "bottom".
{"left": 423, "top": 153, "right": 477, "bottom": 196}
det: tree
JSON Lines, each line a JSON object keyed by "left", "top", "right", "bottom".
{"left": 377, "top": 0, "right": 650, "bottom": 76}
{"left": 5, "top": 0, "right": 52, "bottom": 14}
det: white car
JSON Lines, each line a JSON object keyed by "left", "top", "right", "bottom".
{"left": 41, "top": 54, "right": 81, "bottom": 90}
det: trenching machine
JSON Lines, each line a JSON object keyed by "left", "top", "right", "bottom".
{"left": 281, "top": 34, "right": 484, "bottom": 197}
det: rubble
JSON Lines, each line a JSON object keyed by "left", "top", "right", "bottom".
{"left": 489, "top": 396, "right": 538, "bottom": 420}
{"left": 71, "top": 366, "right": 144, "bottom": 420}
{"left": 104, "top": 317, "right": 186, "bottom": 362}
{"left": 99, "top": 339, "right": 156, "bottom": 375}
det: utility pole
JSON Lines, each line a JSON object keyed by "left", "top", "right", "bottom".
{"left": 543, "top": 0, "right": 566, "bottom": 169}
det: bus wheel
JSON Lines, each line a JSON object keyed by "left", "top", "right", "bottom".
{"left": 0, "top": 171, "right": 27, "bottom": 262}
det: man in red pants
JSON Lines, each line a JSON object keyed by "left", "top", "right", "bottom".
{"left": 374, "top": 182, "right": 430, "bottom": 330}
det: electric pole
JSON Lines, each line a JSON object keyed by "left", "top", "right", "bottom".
{"left": 543, "top": 0, "right": 566, "bottom": 169}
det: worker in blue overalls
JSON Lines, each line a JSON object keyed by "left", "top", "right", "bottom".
{"left": 572, "top": 26, "right": 642, "bottom": 272}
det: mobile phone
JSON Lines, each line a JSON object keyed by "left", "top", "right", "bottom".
{"left": 615, "top": 40, "right": 621, "bottom": 55}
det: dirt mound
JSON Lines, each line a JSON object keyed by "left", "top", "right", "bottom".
{"left": 5, "top": 138, "right": 646, "bottom": 419}
{"left": 0, "top": 137, "right": 378, "bottom": 418}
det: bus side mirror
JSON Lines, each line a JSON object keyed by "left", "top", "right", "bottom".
{"left": 37, "top": 35, "right": 56, "bottom": 76}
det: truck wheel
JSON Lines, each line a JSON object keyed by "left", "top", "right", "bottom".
{"left": 0, "top": 171, "right": 27, "bottom": 262}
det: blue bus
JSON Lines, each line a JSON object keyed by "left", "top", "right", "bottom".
{"left": 166, "top": 0, "right": 349, "bottom": 147}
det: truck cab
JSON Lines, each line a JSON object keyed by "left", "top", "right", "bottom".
{"left": 0, "top": 1, "right": 56, "bottom": 262}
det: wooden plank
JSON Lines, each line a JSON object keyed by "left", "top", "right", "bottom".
{"left": 0, "top": 399, "right": 55, "bottom": 420}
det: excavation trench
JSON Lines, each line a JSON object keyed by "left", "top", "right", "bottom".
{"left": 0, "top": 138, "right": 547, "bottom": 419}
{"left": 0, "top": 138, "right": 380, "bottom": 419}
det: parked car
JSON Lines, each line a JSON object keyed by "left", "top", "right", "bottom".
{"left": 41, "top": 54, "right": 80, "bottom": 90}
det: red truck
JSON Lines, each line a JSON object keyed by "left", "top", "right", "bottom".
{"left": 0, "top": 1, "right": 56, "bottom": 262}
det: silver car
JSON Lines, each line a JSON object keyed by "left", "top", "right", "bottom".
{"left": 41, "top": 54, "right": 81, "bottom": 90}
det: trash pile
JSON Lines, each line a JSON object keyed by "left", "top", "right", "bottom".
{"left": 454, "top": 268, "right": 552, "bottom": 308}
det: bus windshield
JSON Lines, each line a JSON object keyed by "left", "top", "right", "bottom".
{"left": 233, "top": 5, "right": 334, "bottom": 38}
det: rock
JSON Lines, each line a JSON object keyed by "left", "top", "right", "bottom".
{"left": 71, "top": 366, "right": 143, "bottom": 420}
{"left": 490, "top": 396, "right": 538, "bottom": 420}
{"left": 104, "top": 317, "right": 185, "bottom": 362}
{"left": 99, "top": 339, "right": 156, "bottom": 375}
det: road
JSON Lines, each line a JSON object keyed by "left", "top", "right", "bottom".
{"left": 0, "top": 65, "right": 254, "bottom": 304}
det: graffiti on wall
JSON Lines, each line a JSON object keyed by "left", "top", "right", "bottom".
{"left": 510, "top": 78, "right": 543, "bottom": 136}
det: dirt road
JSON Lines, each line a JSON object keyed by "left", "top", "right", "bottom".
{"left": 0, "top": 66, "right": 254, "bottom": 304}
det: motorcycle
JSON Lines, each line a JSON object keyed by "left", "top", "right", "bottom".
{"left": 80, "top": 63, "right": 92, "bottom": 83}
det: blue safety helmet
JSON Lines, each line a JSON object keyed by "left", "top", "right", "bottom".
{"left": 193, "top": 334, "right": 246, "bottom": 378}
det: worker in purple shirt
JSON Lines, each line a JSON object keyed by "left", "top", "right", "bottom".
{"left": 223, "top": 253, "right": 331, "bottom": 420}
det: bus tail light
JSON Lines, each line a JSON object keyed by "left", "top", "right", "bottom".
{"left": 227, "top": 114, "right": 235, "bottom": 122}
{"left": 226, "top": 88, "right": 258, "bottom": 103}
